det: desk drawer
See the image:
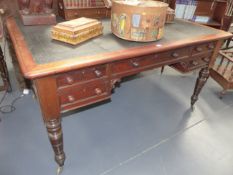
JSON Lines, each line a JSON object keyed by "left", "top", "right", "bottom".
{"left": 112, "top": 47, "right": 190, "bottom": 76}
{"left": 58, "top": 79, "right": 110, "bottom": 111}
{"left": 191, "top": 42, "right": 215, "bottom": 56}
{"left": 56, "top": 65, "right": 107, "bottom": 88}
{"left": 170, "top": 52, "right": 212, "bottom": 73}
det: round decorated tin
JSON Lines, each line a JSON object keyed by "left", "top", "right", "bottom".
{"left": 111, "top": 0, "right": 168, "bottom": 42}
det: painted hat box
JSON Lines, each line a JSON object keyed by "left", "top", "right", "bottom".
{"left": 111, "top": 0, "right": 168, "bottom": 42}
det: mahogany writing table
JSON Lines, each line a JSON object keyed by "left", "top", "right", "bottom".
{"left": 6, "top": 17, "right": 232, "bottom": 171}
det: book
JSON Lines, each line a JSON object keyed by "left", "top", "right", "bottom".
{"left": 175, "top": 0, "right": 197, "bottom": 20}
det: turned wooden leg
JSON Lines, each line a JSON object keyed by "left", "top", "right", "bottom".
{"left": 35, "top": 77, "right": 66, "bottom": 172}
{"left": 225, "top": 38, "right": 231, "bottom": 49}
{"left": 191, "top": 67, "right": 209, "bottom": 110}
{"left": 45, "top": 118, "right": 65, "bottom": 167}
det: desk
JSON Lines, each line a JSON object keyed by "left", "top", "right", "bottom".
{"left": 6, "top": 17, "right": 232, "bottom": 170}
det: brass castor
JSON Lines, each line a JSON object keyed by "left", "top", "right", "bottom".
{"left": 191, "top": 105, "right": 195, "bottom": 112}
{"left": 56, "top": 166, "right": 63, "bottom": 175}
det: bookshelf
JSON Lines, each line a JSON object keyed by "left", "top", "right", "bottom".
{"left": 58, "top": 0, "right": 230, "bottom": 31}
{"left": 170, "top": 0, "right": 227, "bottom": 29}
{"left": 57, "top": 0, "right": 111, "bottom": 20}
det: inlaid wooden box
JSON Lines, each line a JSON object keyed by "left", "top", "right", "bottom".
{"left": 51, "top": 17, "right": 103, "bottom": 45}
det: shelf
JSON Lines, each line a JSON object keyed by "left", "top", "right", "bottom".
{"left": 192, "top": 17, "right": 221, "bottom": 27}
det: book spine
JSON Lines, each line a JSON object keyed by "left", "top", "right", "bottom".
{"left": 80, "top": 0, "right": 83, "bottom": 8}
{"left": 64, "top": 0, "right": 68, "bottom": 8}
{"left": 191, "top": 1, "right": 197, "bottom": 20}
{"left": 66, "top": 0, "right": 72, "bottom": 9}
{"left": 187, "top": 0, "right": 193, "bottom": 19}
{"left": 180, "top": 0, "right": 186, "bottom": 19}
{"left": 183, "top": 0, "right": 188, "bottom": 19}
{"left": 91, "top": 0, "right": 95, "bottom": 7}
{"left": 175, "top": 0, "right": 180, "bottom": 18}
{"left": 73, "top": 0, "right": 77, "bottom": 7}
{"left": 70, "top": 0, "right": 73, "bottom": 7}
{"left": 175, "top": 0, "right": 186, "bottom": 19}
{"left": 84, "top": 0, "right": 88, "bottom": 7}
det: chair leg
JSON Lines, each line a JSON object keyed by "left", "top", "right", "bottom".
{"left": 161, "top": 66, "right": 165, "bottom": 74}
{"left": 226, "top": 38, "right": 231, "bottom": 49}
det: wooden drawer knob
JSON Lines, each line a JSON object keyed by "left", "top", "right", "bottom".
{"left": 67, "top": 95, "right": 75, "bottom": 103}
{"left": 95, "top": 88, "right": 102, "bottom": 95}
{"left": 172, "top": 52, "right": 179, "bottom": 58}
{"left": 191, "top": 61, "right": 199, "bottom": 66}
{"left": 94, "top": 70, "right": 102, "bottom": 77}
{"left": 208, "top": 44, "right": 214, "bottom": 49}
{"left": 196, "top": 47, "right": 203, "bottom": 52}
{"left": 203, "top": 57, "right": 210, "bottom": 63}
{"left": 66, "top": 76, "right": 74, "bottom": 84}
{"left": 131, "top": 61, "right": 140, "bottom": 68}
{"left": 181, "top": 62, "right": 186, "bottom": 66}
{"left": 154, "top": 54, "right": 158, "bottom": 59}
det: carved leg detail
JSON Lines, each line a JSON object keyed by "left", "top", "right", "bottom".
{"left": 0, "top": 46, "right": 11, "bottom": 92}
{"left": 191, "top": 67, "right": 209, "bottom": 109}
{"left": 45, "top": 118, "right": 65, "bottom": 168}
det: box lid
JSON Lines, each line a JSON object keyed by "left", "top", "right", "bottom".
{"left": 54, "top": 17, "right": 102, "bottom": 32}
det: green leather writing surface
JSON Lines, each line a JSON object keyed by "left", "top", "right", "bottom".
{"left": 16, "top": 18, "right": 219, "bottom": 64}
